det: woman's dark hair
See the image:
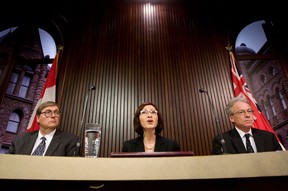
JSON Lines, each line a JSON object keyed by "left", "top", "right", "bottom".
{"left": 133, "top": 102, "right": 164, "bottom": 136}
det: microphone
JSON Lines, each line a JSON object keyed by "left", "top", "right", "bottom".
{"left": 199, "top": 88, "right": 228, "bottom": 154}
{"left": 79, "top": 85, "right": 96, "bottom": 156}
{"left": 90, "top": 86, "right": 96, "bottom": 90}
{"left": 199, "top": 88, "right": 207, "bottom": 93}
{"left": 74, "top": 142, "right": 81, "bottom": 156}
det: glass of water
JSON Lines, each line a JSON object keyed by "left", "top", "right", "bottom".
{"left": 84, "top": 123, "right": 101, "bottom": 158}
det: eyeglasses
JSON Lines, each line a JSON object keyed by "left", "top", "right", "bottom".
{"left": 231, "top": 109, "right": 254, "bottom": 116}
{"left": 40, "top": 110, "right": 61, "bottom": 117}
{"left": 140, "top": 109, "right": 158, "bottom": 115}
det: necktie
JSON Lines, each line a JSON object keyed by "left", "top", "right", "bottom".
{"left": 244, "top": 134, "right": 254, "bottom": 153}
{"left": 32, "top": 137, "right": 46, "bottom": 156}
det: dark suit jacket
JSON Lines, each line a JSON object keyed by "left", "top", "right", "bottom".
{"left": 211, "top": 127, "right": 282, "bottom": 154}
{"left": 121, "top": 135, "right": 180, "bottom": 152}
{"left": 8, "top": 129, "right": 80, "bottom": 156}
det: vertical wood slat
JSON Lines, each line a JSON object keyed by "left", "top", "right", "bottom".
{"left": 58, "top": 1, "right": 233, "bottom": 157}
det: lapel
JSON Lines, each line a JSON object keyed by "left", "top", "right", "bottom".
{"left": 251, "top": 128, "right": 264, "bottom": 152}
{"left": 134, "top": 137, "right": 145, "bottom": 152}
{"left": 25, "top": 132, "right": 38, "bottom": 154}
{"left": 229, "top": 128, "right": 247, "bottom": 153}
{"left": 154, "top": 135, "right": 164, "bottom": 151}
{"left": 45, "top": 130, "right": 62, "bottom": 156}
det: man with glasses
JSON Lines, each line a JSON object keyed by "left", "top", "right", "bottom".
{"left": 8, "top": 101, "right": 80, "bottom": 156}
{"left": 211, "top": 95, "right": 282, "bottom": 154}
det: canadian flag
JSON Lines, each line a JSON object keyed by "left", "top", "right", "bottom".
{"left": 26, "top": 50, "right": 60, "bottom": 132}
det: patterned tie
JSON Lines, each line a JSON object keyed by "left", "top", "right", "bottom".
{"left": 32, "top": 137, "right": 46, "bottom": 156}
{"left": 244, "top": 134, "right": 254, "bottom": 153}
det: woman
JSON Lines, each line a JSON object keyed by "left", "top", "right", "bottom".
{"left": 122, "top": 102, "right": 180, "bottom": 152}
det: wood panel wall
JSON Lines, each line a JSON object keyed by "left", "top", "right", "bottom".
{"left": 57, "top": 1, "right": 234, "bottom": 157}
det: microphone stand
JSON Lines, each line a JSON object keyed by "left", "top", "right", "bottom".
{"left": 79, "top": 85, "right": 96, "bottom": 156}
{"left": 199, "top": 88, "right": 228, "bottom": 154}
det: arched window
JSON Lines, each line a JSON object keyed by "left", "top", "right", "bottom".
{"left": 1, "top": 27, "right": 57, "bottom": 98}
{"left": 278, "top": 89, "right": 287, "bottom": 110}
{"left": 269, "top": 97, "right": 276, "bottom": 116}
{"left": 236, "top": 20, "right": 267, "bottom": 54}
{"left": 39, "top": 29, "right": 57, "bottom": 59}
{"left": 235, "top": 18, "right": 288, "bottom": 131}
{"left": 0, "top": 27, "right": 56, "bottom": 59}
{"left": 6, "top": 111, "right": 21, "bottom": 133}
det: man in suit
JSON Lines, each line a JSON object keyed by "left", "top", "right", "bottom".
{"left": 212, "top": 95, "right": 283, "bottom": 154}
{"left": 8, "top": 101, "right": 79, "bottom": 156}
